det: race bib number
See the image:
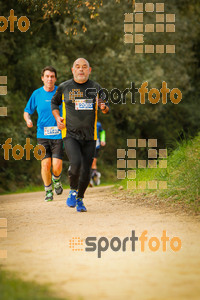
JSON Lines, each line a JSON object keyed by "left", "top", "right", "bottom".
{"left": 75, "top": 99, "right": 93, "bottom": 110}
{"left": 44, "top": 126, "right": 60, "bottom": 136}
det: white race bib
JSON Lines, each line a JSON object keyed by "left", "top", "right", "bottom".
{"left": 44, "top": 126, "right": 60, "bottom": 136}
{"left": 75, "top": 99, "right": 93, "bottom": 110}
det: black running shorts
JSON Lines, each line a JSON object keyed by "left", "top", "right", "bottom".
{"left": 37, "top": 138, "right": 63, "bottom": 160}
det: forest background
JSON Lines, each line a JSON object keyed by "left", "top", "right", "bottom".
{"left": 0, "top": 0, "right": 199, "bottom": 192}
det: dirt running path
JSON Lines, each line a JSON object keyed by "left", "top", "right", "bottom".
{"left": 0, "top": 186, "right": 200, "bottom": 300}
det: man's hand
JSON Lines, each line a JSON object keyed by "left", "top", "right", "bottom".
{"left": 52, "top": 109, "right": 65, "bottom": 130}
{"left": 97, "top": 98, "right": 109, "bottom": 114}
{"left": 98, "top": 98, "right": 104, "bottom": 109}
{"left": 101, "top": 141, "right": 106, "bottom": 147}
{"left": 26, "top": 119, "right": 33, "bottom": 128}
{"left": 24, "top": 112, "right": 33, "bottom": 128}
{"left": 56, "top": 116, "right": 65, "bottom": 130}
{"left": 100, "top": 102, "right": 106, "bottom": 110}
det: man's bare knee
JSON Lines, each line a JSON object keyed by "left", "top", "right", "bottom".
{"left": 42, "top": 158, "right": 51, "bottom": 172}
{"left": 52, "top": 158, "right": 62, "bottom": 175}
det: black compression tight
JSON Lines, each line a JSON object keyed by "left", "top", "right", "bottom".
{"left": 63, "top": 137, "right": 96, "bottom": 198}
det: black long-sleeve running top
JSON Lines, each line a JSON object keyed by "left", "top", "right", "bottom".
{"left": 51, "top": 79, "right": 107, "bottom": 141}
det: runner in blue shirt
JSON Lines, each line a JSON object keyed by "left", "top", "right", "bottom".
{"left": 24, "top": 66, "right": 63, "bottom": 201}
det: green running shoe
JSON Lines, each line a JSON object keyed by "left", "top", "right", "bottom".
{"left": 45, "top": 190, "right": 53, "bottom": 202}
{"left": 52, "top": 177, "right": 63, "bottom": 195}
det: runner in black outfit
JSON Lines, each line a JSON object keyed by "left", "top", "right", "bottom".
{"left": 51, "top": 58, "right": 109, "bottom": 212}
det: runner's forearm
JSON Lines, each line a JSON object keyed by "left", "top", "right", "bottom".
{"left": 24, "top": 112, "right": 31, "bottom": 122}
{"left": 24, "top": 112, "right": 33, "bottom": 127}
{"left": 52, "top": 109, "right": 60, "bottom": 121}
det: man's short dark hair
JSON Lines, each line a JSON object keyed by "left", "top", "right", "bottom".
{"left": 41, "top": 66, "right": 57, "bottom": 78}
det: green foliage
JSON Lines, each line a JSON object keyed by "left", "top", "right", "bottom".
{"left": 162, "top": 134, "right": 200, "bottom": 204}
{"left": 121, "top": 133, "right": 200, "bottom": 209}
{"left": 0, "top": 0, "right": 200, "bottom": 192}
{"left": 0, "top": 269, "right": 67, "bottom": 300}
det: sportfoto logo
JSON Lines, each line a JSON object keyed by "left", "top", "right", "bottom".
{"left": 86, "top": 81, "right": 182, "bottom": 105}
{"left": 0, "top": 9, "right": 30, "bottom": 33}
{"left": 124, "top": 2, "right": 176, "bottom": 54}
{"left": 0, "top": 76, "right": 7, "bottom": 117}
{"left": 69, "top": 230, "right": 181, "bottom": 258}
{"left": 0, "top": 218, "right": 7, "bottom": 259}
{"left": 1, "top": 138, "right": 46, "bottom": 160}
{"left": 117, "top": 138, "right": 168, "bottom": 190}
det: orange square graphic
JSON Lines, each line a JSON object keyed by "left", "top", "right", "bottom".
{"left": 145, "top": 45, "right": 154, "bottom": 53}
{"left": 166, "top": 24, "right": 175, "bottom": 33}
{"left": 148, "top": 160, "right": 157, "bottom": 168}
{"left": 138, "top": 181, "right": 147, "bottom": 189}
{"left": 166, "top": 14, "right": 175, "bottom": 22}
{"left": 145, "top": 3, "right": 154, "bottom": 12}
{"left": 148, "top": 149, "right": 157, "bottom": 158}
{"left": 148, "top": 181, "right": 157, "bottom": 189}
{"left": 117, "top": 149, "right": 126, "bottom": 158}
{"left": 135, "top": 13, "right": 143, "bottom": 23}
{"left": 127, "top": 170, "right": 136, "bottom": 179}
{"left": 135, "top": 24, "right": 143, "bottom": 32}
{"left": 0, "top": 76, "right": 7, "bottom": 84}
{"left": 127, "top": 181, "right": 136, "bottom": 189}
{"left": 0, "top": 107, "right": 7, "bottom": 116}
{"left": 166, "top": 45, "right": 175, "bottom": 53}
{"left": 138, "top": 160, "right": 146, "bottom": 168}
{"left": 156, "top": 14, "right": 164, "bottom": 23}
{"left": 69, "top": 237, "right": 83, "bottom": 251}
{"left": 159, "top": 160, "right": 167, "bottom": 168}
{"left": 124, "top": 13, "right": 133, "bottom": 22}
{"left": 117, "top": 170, "right": 126, "bottom": 179}
{"left": 0, "top": 86, "right": 7, "bottom": 95}
{"left": 124, "top": 34, "right": 133, "bottom": 44}
{"left": 0, "top": 229, "right": 7, "bottom": 238}
{"left": 156, "top": 45, "right": 164, "bottom": 53}
{"left": 135, "top": 34, "right": 144, "bottom": 44}
{"left": 135, "top": 45, "right": 143, "bottom": 53}
{"left": 138, "top": 139, "right": 146, "bottom": 147}
{"left": 145, "top": 24, "right": 154, "bottom": 32}
{"left": 127, "top": 160, "right": 136, "bottom": 169}
{"left": 117, "top": 159, "right": 126, "bottom": 168}
{"left": 159, "top": 181, "right": 168, "bottom": 189}
{"left": 156, "top": 3, "right": 164, "bottom": 12}
{"left": 127, "top": 149, "right": 136, "bottom": 158}
{"left": 156, "top": 24, "right": 164, "bottom": 32}
{"left": 148, "top": 139, "right": 157, "bottom": 147}
{"left": 159, "top": 149, "right": 167, "bottom": 158}
{"left": 127, "top": 139, "right": 136, "bottom": 147}
{"left": 124, "top": 24, "right": 133, "bottom": 33}
{"left": 135, "top": 3, "right": 143, "bottom": 12}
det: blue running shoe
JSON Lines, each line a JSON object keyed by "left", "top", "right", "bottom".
{"left": 76, "top": 198, "right": 87, "bottom": 212}
{"left": 66, "top": 189, "right": 77, "bottom": 207}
